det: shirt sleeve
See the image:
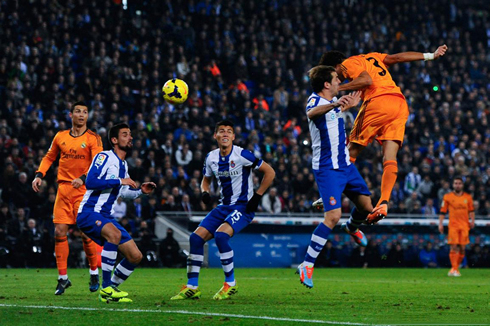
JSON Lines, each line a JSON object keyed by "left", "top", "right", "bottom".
{"left": 468, "top": 195, "right": 475, "bottom": 212}
{"left": 440, "top": 194, "right": 448, "bottom": 214}
{"left": 36, "top": 132, "right": 61, "bottom": 177}
{"left": 90, "top": 133, "right": 104, "bottom": 159}
{"left": 341, "top": 56, "right": 366, "bottom": 80}
{"left": 305, "top": 96, "right": 320, "bottom": 112}
{"left": 203, "top": 153, "right": 213, "bottom": 177}
{"left": 85, "top": 153, "right": 122, "bottom": 190}
{"left": 240, "top": 149, "right": 263, "bottom": 170}
{"left": 119, "top": 186, "right": 143, "bottom": 199}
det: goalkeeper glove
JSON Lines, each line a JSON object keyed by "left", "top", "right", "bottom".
{"left": 246, "top": 193, "right": 262, "bottom": 213}
{"left": 201, "top": 191, "right": 211, "bottom": 204}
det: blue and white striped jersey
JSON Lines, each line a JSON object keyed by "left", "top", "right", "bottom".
{"left": 78, "top": 150, "right": 142, "bottom": 217}
{"left": 203, "top": 145, "right": 263, "bottom": 206}
{"left": 306, "top": 93, "right": 351, "bottom": 170}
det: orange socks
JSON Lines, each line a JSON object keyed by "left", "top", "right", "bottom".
{"left": 378, "top": 160, "right": 398, "bottom": 206}
{"left": 457, "top": 253, "right": 465, "bottom": 267}
{"left": 449, "top": 250, "right": 459, "bottom": 270}
{"left": 55, "top": 236, "right": 69, "bottom": 276}
{"left": 83, "top": 238, "right": 99, "bottom": 271}
{"left": 349, "top": 157, "right": 357, "bottom": 163}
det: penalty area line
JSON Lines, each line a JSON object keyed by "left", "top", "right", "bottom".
{"left": 0, "top": 303, "right": 368, "bottom": 325}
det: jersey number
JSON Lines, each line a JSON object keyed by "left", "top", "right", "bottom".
{"left": 230, "top": 210, "right": 242, "bottom": 225}
{"left": 366, "top": 57, "right": 387, "bottom": 76}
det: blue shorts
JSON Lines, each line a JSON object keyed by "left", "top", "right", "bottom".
{"left": 313, "top": 164, "right": 371, "bottom": 212}
{"left": 77, "top": 211, "right": 132, "bottom": 246}
{"left": 199, "top": 204, "right": 254, "bottom": 235}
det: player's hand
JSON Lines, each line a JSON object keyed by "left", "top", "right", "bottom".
{"left": 246, "top": 193, "right": 263, "bottom": 213}
{"left": 71, "top": 178, "right": 84, "bottom": 189}
{"left": 438, "top": 224, "right": 444, "bottom": 234}
{"left": 201, "top": 191, "right": 211, "bottom": 205}
{"left": 121, "top": 178, "right": 137, "bottom": 189}
{"left": 141, "top": 182, "right": 156, "bottom": 194}
{"left": 32, "top": 177, "right": 42, "bottom": 192}
{"left": 342, "top": 91, "right": 362, "bottom": 111}
{"left": 434, "top": 44, "right": 448, "bottom": 59}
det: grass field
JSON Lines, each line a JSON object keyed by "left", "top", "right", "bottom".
{"left": 1, "top": 268, "right": 489, "bottom": 325}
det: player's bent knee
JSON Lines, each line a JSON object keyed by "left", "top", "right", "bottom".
{"left": 189, "top": 232, "right": 205, "bottom": 247}
{"left": 106, "top": 229, "right": 122, "bottom": 244}
{"left": 128, "top": 249, "right": 143, "bottom": 265}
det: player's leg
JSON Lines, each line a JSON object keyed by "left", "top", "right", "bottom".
{"left": 298, "top": 208, "right": 340, "bottom": 289}
{"left": 456, "top": 230, "right": 469, "bottom": 275}
{"left": 111, "top": 238, "right": 142, "bottom": 288}
{"left": 213, "top": 221, "right": 239, "bottom": 300}
{"left": 54, "top": 222, "right": 72, "bottom": 295}
{"left": 53, "top": 184, "right": 73, "bottom": 295}
{"left": 171, "top": 209, "right": 221, "bottom": 300}
{"left": 342, "top": 195, "right": 372, "bottom": 247}
{"left": 212, "top": 207, "right": 252, "bottom": 300}
{"left": 367, "top": 95, "right": 408, "bottom": 223}
{"left": 99, "top": 222, "right": 122, "bottom": 291}
{"left": 74, "top": 194, "right": 100, "bottom": 291}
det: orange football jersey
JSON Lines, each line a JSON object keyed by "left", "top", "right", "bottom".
{"left": 36, "top": 129, "right": 103, "bottom": 183}
{"left": 440, "top": 192, "right": 474, "bottom": 229}
{"left": 341, "top": 52, "right": 404, "bottom": 102}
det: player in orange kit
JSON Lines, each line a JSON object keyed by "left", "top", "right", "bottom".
{"left": 439, "top": 177, "right": 475, "bottom": 277}
{"left": 315, "top": 44, "right": 448, "bottom": 223}
{"left": 32, "top": 101, "right": 103, "bottom": 295}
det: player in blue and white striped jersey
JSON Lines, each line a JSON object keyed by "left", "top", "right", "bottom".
{"left": 297, "top": 66, "right": 374, "bottom": 289}
{"left": 171, "top": 120, "right": 275, "bottom": 301}
{"left": 77, "top": 123, "right": 156, "bottom": 302}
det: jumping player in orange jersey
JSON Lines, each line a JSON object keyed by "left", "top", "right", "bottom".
{"left": 32, "top": 101, "right": 103, "bottom": 295}
{"left": 315, "top": 44, "right": 448, "bottom": 224}
{"left": 439, "top": 177, "right": 475, "bottom": 277}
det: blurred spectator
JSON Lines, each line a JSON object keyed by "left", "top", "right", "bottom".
{"left": 160, "top": 228, "right": 185, "bottom": 268}
{"left": 113, "top": 197, "right": 127, "bottom": 221}
{"left": 261, "top": 187, "right": 282, "bottom": 214}
{"left": 419, "top": 242, "right": 438, "bottom": 268}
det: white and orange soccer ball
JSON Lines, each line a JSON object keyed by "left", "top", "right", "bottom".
{"left": 162, "top": 78, "right": 189, "bottom": 105}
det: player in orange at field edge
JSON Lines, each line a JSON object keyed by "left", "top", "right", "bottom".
{"left": 32, "top": 101, "right": 103, "bottom": 295}
{"left": 438, "top": 177, "right": 475, "bottom": 277}
{"left": 314, "top": 44, "right": 448, "bottom": 224}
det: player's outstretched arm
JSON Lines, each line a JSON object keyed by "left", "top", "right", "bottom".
{"left": 383, "top": 44, "right": 448, "bottom": 66}
{"left": 438, "top": 214, "right": 445, "bottom": 234}
{"left": 338, "top": 71, "right": 372, "bottom": 92}
{"left": 340, "top": 91, "right": 362, "bottom": 112}
{"left": 307, "top": 101, "right": 344, "bottom": 120}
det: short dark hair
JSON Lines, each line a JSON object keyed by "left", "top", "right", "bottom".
{"left": 214, "top": 120, "right": 234, "bottom": 133}
{"left": 309, "top": 65, "right": 336, "bottom": 93}
{"left": 109, "top": 123, "right": 130, "bottom": 148}
{"left": 318, "top": 51, "right": 346, "bottom": 67}
{"left": 453, "top": 176, "right": 464, "bottom": 182}
{"left": 71, "top": 101, "right": 89, "bottom": 113}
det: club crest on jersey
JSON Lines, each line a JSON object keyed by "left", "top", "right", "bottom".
{"left": 81, "top": 142, "right": 86, "bottom": 148}
{"left": 329, "top": 196, "right": 336, "bottom": 206}
{"left": 95, "top": 153, "right": 107, "bottom": 168}
{"left": 95, "top": 220, "right": 102, "bottom": 226}
{"left": 230, "top": 160, "right": 235, "bottom": 168}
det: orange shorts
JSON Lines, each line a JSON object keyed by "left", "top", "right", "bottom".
{"left": 447, "top": 227, "right": 470, "bottom": 245}
{"left": 53, "top": 182, "right": 86, "bottom": 225}
{"left": 349, "top": 94, "right": 409, "bottom": 146}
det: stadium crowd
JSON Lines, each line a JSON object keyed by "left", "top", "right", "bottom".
{"left": 0, "top": 0, "right": 489, "bottom": 267}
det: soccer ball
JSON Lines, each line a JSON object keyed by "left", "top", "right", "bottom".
{"left": 162, "top": 78, "right": 189, "bottom": 105}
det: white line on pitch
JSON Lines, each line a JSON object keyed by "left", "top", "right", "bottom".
{"left": 0, "top": 303, "right": 368, "bottom": 325}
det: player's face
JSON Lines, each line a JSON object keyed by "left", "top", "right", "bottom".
{"left": 334, "top": 65, "right": 346, "bottom": 82}
{"left": 214, "top": 125, "right": 235, "bottom": 148}
{"left": 329, "top": 72, "right": 341, "bottom": 96}
{"left": 70, "top": 106, "right": 88, "bottom": 127}
{"left": 116, "top": 128, "right": 133, "bottom": 152}
{"left": 453, "top": 179, "right": 464, "bottom": 193}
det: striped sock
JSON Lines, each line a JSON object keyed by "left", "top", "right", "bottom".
{"left": 187, "top": 233, "right": 205, "bottom": 288}
{"left": 111, "top": 258, "right": 137, "bottom": 286}
{"left": 215, "top": 232, "right": 235, "bottom": 285}
{"left": 304, "top": 223, "right": 331, "bottom": 267}
{"left": 346, "top": 207, "right": 368, "bottom": 232}
{"left": 101, "top": 242, "right": 118, "bottom": 288}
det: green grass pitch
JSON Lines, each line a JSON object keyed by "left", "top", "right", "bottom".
{"left": 1, "top": 268, "right": 489, "bottom": 325}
